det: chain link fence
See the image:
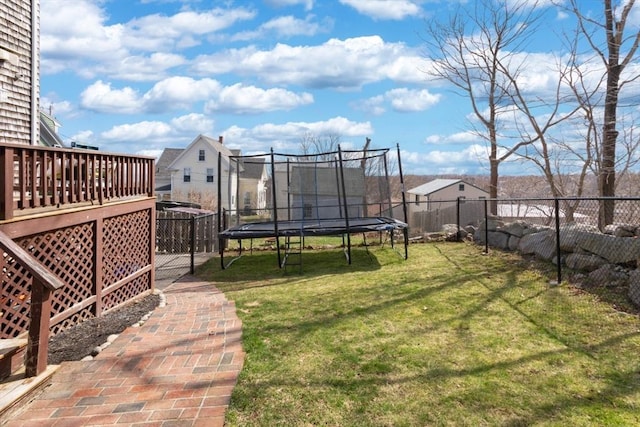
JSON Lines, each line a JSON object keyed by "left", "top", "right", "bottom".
{"left": 407, "top": 197, "right": 640, "bottom": 314}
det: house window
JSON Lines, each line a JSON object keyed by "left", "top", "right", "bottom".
{"left": 459, "top": 183, "right": 465, "bottom": 191}
{"left": 198, "top": 150, "right": 205, "bottom": 161}
{"left": 415, "top": 195, "right": 419, "bottom": 206}
{"left": 183, "top": 167, "right": 191, "bottom": 183}
{"left": 303, "top": 203, "right": 313, "bottom": 218}
{"left": 206, "top": 168, "right": 214, "bottom": 183}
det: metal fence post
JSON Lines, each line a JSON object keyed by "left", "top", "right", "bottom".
{"left": 554, "top": 198, "right": 562, "bottom": 285}
{"left": 190, "top": 215, "right": 196, "bottom": 274}
{"left": 456, "top": 197, "right": 461, "bottom": 242}
{"left": 484, "top": 199, "right": 489, "bottom": 254}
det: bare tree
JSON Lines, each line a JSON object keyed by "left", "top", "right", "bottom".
{"left": 424, "top": 0, "right": 546, "bottom": 214}
{"left": 298, "top": 132, "right": 342, "bottom": 159}
{"left": 564, "top": 0, "right": 640, "bottom": 227}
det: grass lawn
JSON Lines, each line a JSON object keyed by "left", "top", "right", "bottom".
{"left": 197, "top": 241, "right": 640, "bottom": 426}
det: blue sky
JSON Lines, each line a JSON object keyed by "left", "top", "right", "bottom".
{"left": 38, "top": 0, "right": 639, "bottom": 175}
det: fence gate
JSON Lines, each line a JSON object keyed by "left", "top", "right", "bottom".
{"left": 155, "top": 211, "right": 217, "bottom": 281}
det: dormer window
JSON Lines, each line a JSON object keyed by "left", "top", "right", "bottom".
{"left": 198, "top": 149, "right": 205, "bottom": 161}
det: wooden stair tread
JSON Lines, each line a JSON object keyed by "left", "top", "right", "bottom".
{"left": 0, "top": 339, "right": 27, "bottom": 360}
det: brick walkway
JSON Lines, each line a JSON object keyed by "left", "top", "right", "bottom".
{"left": 3, "top": 276, "right": 244, "bottom": 427}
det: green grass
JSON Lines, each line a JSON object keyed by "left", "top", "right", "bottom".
{"left": 196, "top": 242, "right": 640, "bottom": 426}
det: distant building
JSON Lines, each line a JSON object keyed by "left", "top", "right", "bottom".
{"left": 155, "top": 148, "right": 183, "bottom": 201}
{"left": 157, "top": 135, "right": 237, "bottom": 211}
{"left": 407, "top": 179, "right": 488, "bottom": 214}
{"left": 39, "top": 110, "right": 65, "bottom": 147}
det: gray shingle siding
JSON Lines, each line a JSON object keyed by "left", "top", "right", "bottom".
{"left": 0, "top": 0, "right": 39, "bottom": 145}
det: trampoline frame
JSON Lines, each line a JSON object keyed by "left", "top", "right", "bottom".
{"left": 217, "top": 144, "right": 409, "bottom": 269}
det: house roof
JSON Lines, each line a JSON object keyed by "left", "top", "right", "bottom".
{"left": 39, "top": 110, "right": 65, "bottom": 147}
{"left": 240, "top": 158, "right": 267, "bottom": 180}
{"left": 156, "top": 148, "right": 183, "bottom": 179}
{"left": 407, "top": 179, "right": 487, "bottom": 196}
{"left": 168, "top": 134, "right": 236, "bottom": 170}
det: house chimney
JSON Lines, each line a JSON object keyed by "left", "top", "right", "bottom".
{"left": 218, "top": 136, "right": 223, "bottom": 144}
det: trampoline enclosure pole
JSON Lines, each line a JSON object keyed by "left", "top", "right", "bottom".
{"left": 397, "top": 144, "right": 409, "bottom": 260}
{"left": 270, "top": 148, "right": 282, "bottom": 268}
{"left": 338, "top": 145, "right": 352, "bottom": 264}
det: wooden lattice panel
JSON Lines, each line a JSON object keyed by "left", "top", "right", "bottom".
{"left": 102, "top": 275, "right": 150, "bottom": 311}
{"left": 0, "top": 253, "right": 31, "bottom": 338}
{"left": 103, "top": 211, "right": 151, "bottom": 305}
{"left": 20, "top": 224, "right": 96, "bottom": 336}
{"left": 25, "top": 225, "right": 95, "bottom": 314}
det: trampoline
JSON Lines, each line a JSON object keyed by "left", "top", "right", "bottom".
{"left": 217, "top": 142, "right": 409, "bottom": 269}
{"left": 220, "top": 216, "right": 407, "bottom": 239}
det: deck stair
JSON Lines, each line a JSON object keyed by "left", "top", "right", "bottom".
{"left": 0, "top": 338, "right": 27, "bottom": 382}
{"left": 0, "top": 336, "right": 59, "bottom": 420}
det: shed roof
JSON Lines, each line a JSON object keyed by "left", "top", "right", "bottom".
{"left": 407, "top": 179, "right": 470, "bottom": 195}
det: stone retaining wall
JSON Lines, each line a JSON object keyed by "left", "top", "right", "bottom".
{"left": 466, "top": 219, "right": 640, "bottom": 308}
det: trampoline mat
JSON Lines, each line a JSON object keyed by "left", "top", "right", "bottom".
{"left": 220, "top": 216, "right": 407, "bottom": 239}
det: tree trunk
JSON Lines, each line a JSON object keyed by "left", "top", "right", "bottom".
{"left": 599, "top": 0, "right": 622, "bottom": 229}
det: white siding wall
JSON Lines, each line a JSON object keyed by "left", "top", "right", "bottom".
{"left": 170, "top": 140, "right": 236, "bottom": 211}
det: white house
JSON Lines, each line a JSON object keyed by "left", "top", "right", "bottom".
{"left": 235, "top": 157, "right": 269, "bottom": 215}
{"left": 165, "top": 135, "right": 238, "bottom": 212}
{"left": 407, "top": 179, "right": 489, "bottom": 214}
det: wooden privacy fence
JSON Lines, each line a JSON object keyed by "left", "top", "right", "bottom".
{"left": 156, "top": 211, "right": 218, "bottom": 254}
{"left": 410, "top": 201, "right": 484, "bottom": 237}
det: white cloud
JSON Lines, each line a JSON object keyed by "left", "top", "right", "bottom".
{"left": 142, "top": 77, "right": 222, "bottom": 111}
{"left": 40, "top": 1, "right": 255, "bottom": 78}
{"left": 354, "top": 95, "right": 386, "bottom": 115}
{"left": 125, "top": 8, "right": 256, "bottom": 50}
{"left": 80, "top": 81, "right": 143, "bottom": 114}
{"left": 205, "top": 84, "right": 314, "bottom": 114}
{"left": 94, "top": 113, "right": 214, "bottom": 150}
{"left": 80, "top": 77, "right": 312, "bottom": 115}
{"left": 101, "top": 121, "right": 173, "bottom": 141}
{"left": 357, "top": 88, "right": 440, "bottom": 114}
{"left": 220, "top": 117, "right": 373, "bottom": 152}
{"left": 339, "top": 0, "right": 422, "bottom": 20}
{"left": 265, "top": 0, "right": 314, "bottom": 11}
{"left": 170, "top": 114, "right": 215, "bottom": 135}
{"left": 193, "top": 36, "right": 424, "bottom": 89}
{"left": 401, "top": 144, "right": 488, "bottom": 175}
{"left": 231, "top": 15, "right": 332, "bottom": 41}
{"left": 386, "top": 88, "right": 440, "bottom": 112}
{"left": 425, "top": 131, "right": 479, "bottom": 145}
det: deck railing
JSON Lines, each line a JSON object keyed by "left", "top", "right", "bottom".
{"left": 0, "top": 230, "right": 64, "bottom": 377}
{"left": 0, "top": 144, "right": 155, "bottom": 220}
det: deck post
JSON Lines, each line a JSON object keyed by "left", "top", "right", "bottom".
{"left": 25, "top": 279, "right": 52, "bottom": 377}
{"left": 0, "top": 147, "right": 14, "bottom": 220}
